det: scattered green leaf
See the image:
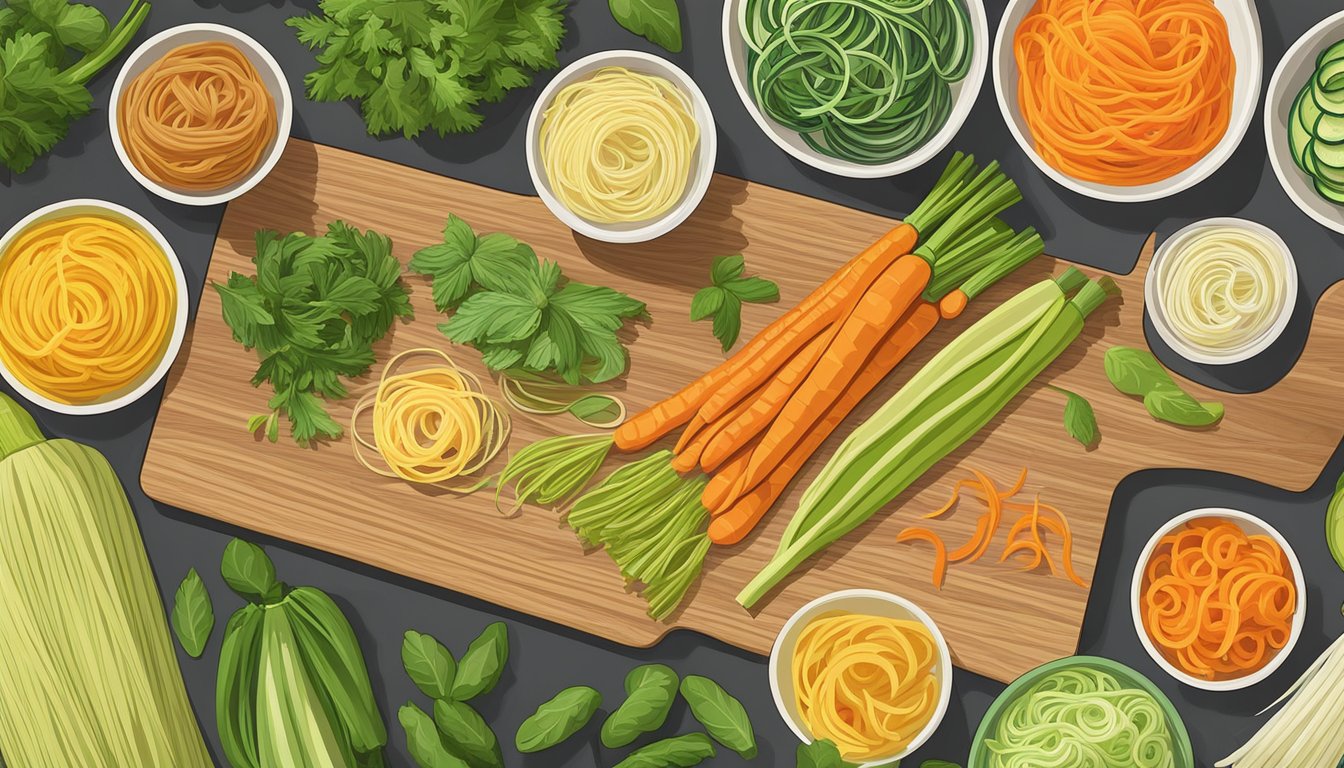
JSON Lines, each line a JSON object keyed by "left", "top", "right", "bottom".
{"left": 171, "top": 568, "right": 213, "bottom": 658}
{"left": 400, "top": 702, "right": 467, "bottom": 768}
{"left": 692, "top": 255, "right": 779, "bottom": 351}
{"left": 452, "top": 622, "right": 509, "bottom": 701}
{"left": 679, "top": 675, "right": 756, "bottom": 759}
{"left": 219, "top": 538, "right": 282, "bottom": 604}
{"left": 921, "top": 761, "right": 962, "bottom": 768}
{"left": 1103, "top": 346, "right": 1223, "bottom": 427}
{"left": 1143, "top": 387, "right": 1224, "bottom": 427}
{"left": 433, "top": 699, "right": 502, "bottom": 768}
{"left": 515, "top": 686, "right": 602, "bottom": 753}
{"left": 796, "top": 739, "right": 856, "bottom": 768}
{"left": 1050, "top": 385, "right": 1098, "bottom": 448}
{"left": 609, "top": 0, "right": 682, "bottom": 53}
{"left": 602, "top": 663, "right": 679, "bottom": 748}
{"left": 402, "top": 630, "right": 457, "bottom": 700}
{"left": 613, "top": 733, "right": 716, "bottom": 767}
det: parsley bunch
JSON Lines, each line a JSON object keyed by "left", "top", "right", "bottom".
{"left": 287, "top": 0, "right": 568, "bottom": 138}
{"left": 214, "top": 222, "right": 414, "bottom": 446}
{"left": 410, "top": 215, "right": 646, "bottom": 385}
{"left": 0, "top": 0, "right": 150, "bottom": 173}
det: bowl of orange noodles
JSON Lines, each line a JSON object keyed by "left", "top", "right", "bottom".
{"left": 109, "top": 23, "right": 292, "bottom": 206}
{"left": 769, "top": 589, "right": 952, "bottom": 765}
{"left": 1131, "top": 508, "right": 1305, "bottom": 691}
{"left": 993, "top": 0, "right": 1262, "bottom": 202}
{"left": 0, "top": 199, "right": 188, "bottom": 415}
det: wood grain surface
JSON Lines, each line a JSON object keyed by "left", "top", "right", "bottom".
{"left": 142, "top": 139, "right": 1344, "bottom": 683}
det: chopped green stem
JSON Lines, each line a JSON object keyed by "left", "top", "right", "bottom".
{"left": 67, "top": 0, "right": 151, "bottom": 85}
{"left": 953, "top": 229, "right": 1046, "bottom": 301}
{"left": 915, "top": 161, "right": 1022, "bottom": 260}
{"left": 494, "top": 434, "right": 612, "bottom": 514}
{"left": 919, "top": 221, "right": 1018, "bottom": 300}
{"left": 1054, "top": 267, "right": 1088, "bottom": 294}
{"left": 1069, "top": 277, "right": 1119, "bottom": 317}
{"left": 903, "top": 152, "right": 977, "bottom": 235}
{"left": 0, "top": 393, "right": 44, "bottom": 460}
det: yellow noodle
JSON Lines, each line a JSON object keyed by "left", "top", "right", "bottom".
{"left": 792, "top": 612, "right": 941, "bottom": 761}
{"left": 351, "top": 349, "right": 511, "bottom": 487}
{"left": 539, "top": 66, "right": 699, "bottom": 224}
{"left": 0, "top": 214, "right": 175, "bottom": 403}
{"left": 118, "top": 41, "right": 277, "bottom": 191}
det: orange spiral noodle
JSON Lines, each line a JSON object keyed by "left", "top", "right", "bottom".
{"left": 791, "top": 612, "right": 941, "bottom": 761}
{"left": 1141, "top": 517, "right": 1296, "bottom": 680}
{"left": 118, "top": 41, "right": 277, "bottom": 191}
{"left": 1013, "top": 0, "right": 1235, "bottom": 186}
{"left": 0, "top": 214, "right": 176, "bottom": 403}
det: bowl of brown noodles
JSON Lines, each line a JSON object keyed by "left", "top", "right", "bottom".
{"left": 110, "top": 23, "right": 292, "bottom": 206}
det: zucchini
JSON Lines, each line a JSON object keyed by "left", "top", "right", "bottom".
{"left": 1316, "top": 113, "right": 1344, "bottom": 144}
{"left": 1319, "top": 38, "right": 1344, "bottom": 68}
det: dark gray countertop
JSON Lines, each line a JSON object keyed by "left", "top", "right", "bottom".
{"left": 2, "top": 0, "right": 1344, "bottom": 766}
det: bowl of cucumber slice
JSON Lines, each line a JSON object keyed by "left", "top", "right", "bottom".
{"left": 1268, "top": 10, "right": 1344, "bottom": 234}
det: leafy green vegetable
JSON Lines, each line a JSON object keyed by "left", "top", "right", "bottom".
{"left": 220, "top": 538, "right": 282, "bottom": 604}
{"left": 452, "top": 622, "right": 509, "bottom": 701}
{"left": 434, "top": 699, "right": 502, "bottom": 768}
{"left": 602, "top": 663, "right": 679, "bottom": 748}
{"left": 401, "top": 703, "right": 466, "bottom": 768}
{"left": 0, "top": 0, "right": 150, "bottom": 173}
{"left": 691, "top": 254, "right": 780, "bottom": 351}
{"left": 1050, "top": 385, "right": 1098, "bottom": 448}
{"left": 613, "top": 733, "right": 717, "bottom": 767}
{"left": 411, "top": 215, "right": 646, "bottom": 384}
{"left": 679, "top": 675, "right": 756, "bottom": 758}
{"left": 402, "top": 630, "right": 457, "bottom": 700}
{"left": 287, "top": 0, "right": 568, "bottom": 138}
{"left": 609, "top": 0, "right": 682, "bottom": 53}
{"left": 1102, "top": 346, "right": 1223, "bottom": 427}
{"left": 1143, "top": 387, "right": 1224, "bottom": 427}
{"left": 214, "top": 222, "right": 414, "bottom": 445}
{"left": 515, "top": 685, "right": 602, "bottom": 753}
{"left": 171, "top": 567, "right": 213, "bottom": 658}
{"left": 1328, "top": 472, "right": 1344, "bottom": 574}
{"left": 796, "top": 739, "right": 855, "bottom": 768}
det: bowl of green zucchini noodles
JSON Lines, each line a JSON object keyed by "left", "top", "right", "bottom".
{"left": 968, "top": 656, "right": 1194, "bottom": 768}
{"left": 723, "top": 0, "right": 988, "bottom": 178}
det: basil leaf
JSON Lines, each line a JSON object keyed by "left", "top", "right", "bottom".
{"left": 613, "top": 733, "right": 716, "bottom": 767}
{"left": 679, "top": 675, "right": 756, "bottom": 758}
{"left": 723, "top": 276, "right": 780, "bottom": 304}
{"left": 434, "top": 699, "right": 502, "bottom": 768}
{"left": 1052, "top": 385, "right": 1099, "bottom": 447}
{"left": 601, "top": 663, "right": 679, "bottom": 748}
{"left": 1103, "top": 346, "right": 1173, "bottom": 395}
{"left": 171, "top": 568, "right": 214, "bottom": 658}
{"left": 515, "top": 686, "right": 602, "bottom": 753}
{"left": 711, "top": 292, "right": 743, "bottom": 351}
{"left": 796, "top": 739, "right": 855, "bottom": 768}
{"left": 1143, "top": 387, "right": 1224, "bottom": 427}
{"left": 220, "top": 539, "right": 281, "bottom": 604}
{"left": 451, "top": 622, "right": 509, "bottom": 701}
{"left": 568, "top": 394, "right": 624, "bottom": 426}
{"left": 400, "top": 703, "right": 467, "bottom": 768}
{"left": 689, "top": 286, "right": 726, "bottom": 322}
{"left": 608, "top": 0, "right": 682, "bottom": 52}
{"left": 402, "top": 630, "right": 457, "bottom": 700}
{"left": 710, "top": 254, "right": 745, "bottom": 285}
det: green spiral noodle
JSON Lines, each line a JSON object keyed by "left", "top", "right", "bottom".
{"left": 741, "top": 0, "right": 973, "bottom": 165}
{"left": 986, "top": 667, "right": 1177, "bottom": 768}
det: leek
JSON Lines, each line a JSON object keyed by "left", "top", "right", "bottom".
{"left": 0, "top": 393, "right": 211, "bottom": 767}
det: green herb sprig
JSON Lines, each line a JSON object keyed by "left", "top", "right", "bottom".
{"left": 691, "top": 254, "right": 780, "bottom": 351}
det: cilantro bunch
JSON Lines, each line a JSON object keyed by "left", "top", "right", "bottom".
{"left": 214, "top": 222, "right": 414, "bottom": 446}
{"left": 410, "top": 215, "right": 646, "bottom": 385}
{"left": 0, "top": 0, "right": 150, "bottom": 173}
{"left": 287, "top": 0, "right": 568, "bottom": 138}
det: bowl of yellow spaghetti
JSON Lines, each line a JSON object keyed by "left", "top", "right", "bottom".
{"left": 526, "top": 50, "right": 717, "bottom": 243}
{"left": 0, "top": 199, "right": 188, "bottom": 415}
{"left": 110, "top": 23, "right": 291, "bottom": 206}
{"left": 769, "top": 589, "right": 953, "bottom": 766}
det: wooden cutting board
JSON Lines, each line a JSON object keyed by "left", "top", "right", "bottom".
{"left": 143, "top": 139, "right": 1344, "bottom": 683}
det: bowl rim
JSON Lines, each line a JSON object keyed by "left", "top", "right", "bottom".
{"left": 0, "top": 199, "right": 190, "bottom": 416}
{"left": 967, "top": 655, "right": 1195, "bottom": 768}
{"left": 720, "top": 0, "right": 989, "bottom": 179}
{"left": 992, "top": 0, "right": 1263, "bottom": 203}
{"left": 524, "top": 49, "right": 717, "bottom": 244}
{"left": 1129, "top": 507, "right": 1307, "bottom": 691}
{"left": 108, "top": 22, "right": 294, "bottom": 207}
{"left": 1144, "top": 217, "right": 1299, "bottom": 365}
{"left": 767, "top": 588, "right": 953, "bottom": 766}
{"left": 1264, "top": 8, "right": 1344, "bottom": 235}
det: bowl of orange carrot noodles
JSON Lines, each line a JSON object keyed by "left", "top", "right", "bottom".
{"left": 769, "top": 589, "right": 952, "bottom": 765}
{"left": 110, "top": 24, "right": 292, "bottom": 206}
{"left": 1131, "top": 508, "right": 1305, "bottom": 691}
{"left": 993, "top": 0, "right": 1262, "bottom": 202}
{"left": 0, "top": 199, "right": 188, "bottom": 415}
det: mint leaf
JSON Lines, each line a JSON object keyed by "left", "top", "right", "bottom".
{"left": 693, "top": 255, "right": 778, "bottom": 352}
{"left": 711, "top": 292, "right": 743, "bottom": 352}
{"left": 609, "top": 0, "right": 683, "bottom": 53}
{"left": 690, "top": 286, "right": 725, "bottom": 321}
{"left": 723, "top": 276, "right": 780, "bottom": 303}
{"left": 710, "top": 253, "right": 745, "bottom": 284}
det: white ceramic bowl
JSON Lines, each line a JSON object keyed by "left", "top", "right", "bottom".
{"left": 723, "top": 0, "right": 989, "bottom": 179}
{"left": 1131, "top": 508, "right": 1306, "bottom": 691}
{"left": 525, "top": 50, "right": 717, "bottom": 244}
{"left": 1145, "top": 217, "right": 1298, "bottom": 365}
{"left": 0, "top": 200, "right": 189, "bottom": 415}
{"left": 769, "top": 589, "right": 953, "bottom": 766}
{"left": 1266, "top": 9, "right": 1344, "bottom": 235}
{"left": 109, "top": 23, "right": 293, "bottom": 207}
{"left": 994, "top": 0, "right": 1262, "bottom": 202}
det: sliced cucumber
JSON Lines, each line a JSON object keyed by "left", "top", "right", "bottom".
{"left": 1321, "top": 59, "right": 1344, "bottom": 92}
{"left": 1313, "top": 78, "right": 1344, "bottom": 116}
{"left": 1318, "top": 39, "right": 1344, "bottom": 68}
{"left": 1314, "top": 137, "right": 1344, "bottom": 169}
{"left": 1318, "top": 113, "right": 1344, "bottom": 144}
{"left": 1315, "top": 177, "right": 1344, "bottom": 204}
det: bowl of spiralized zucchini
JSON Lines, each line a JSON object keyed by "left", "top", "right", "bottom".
{"left": 722, "top": 0, "right": 989, "bottom": 178}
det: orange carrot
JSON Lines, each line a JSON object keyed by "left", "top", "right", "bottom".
{"left": 612, "top": 223, "right": 916, "bottom": 452}
{"left": 671, "top": 389, "right": 759, "bottom": 473}
{"left": 896, "top": 527, "right": 948, "bottom": 588}
{"left": 674, "top": 413, "right": 707, "bottom": 455}
{"left": 938, "top": 289, "right": 969, "bottom": 319}
{"left": 698, "top": 333, "right": 830, "bottom": 472}
{"left": 701, "top": 441, "right": 757, "bottom": 512}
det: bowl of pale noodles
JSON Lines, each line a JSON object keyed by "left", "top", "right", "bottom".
{"left": 526, "top": 50, "right": 718, "bottom": 244}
